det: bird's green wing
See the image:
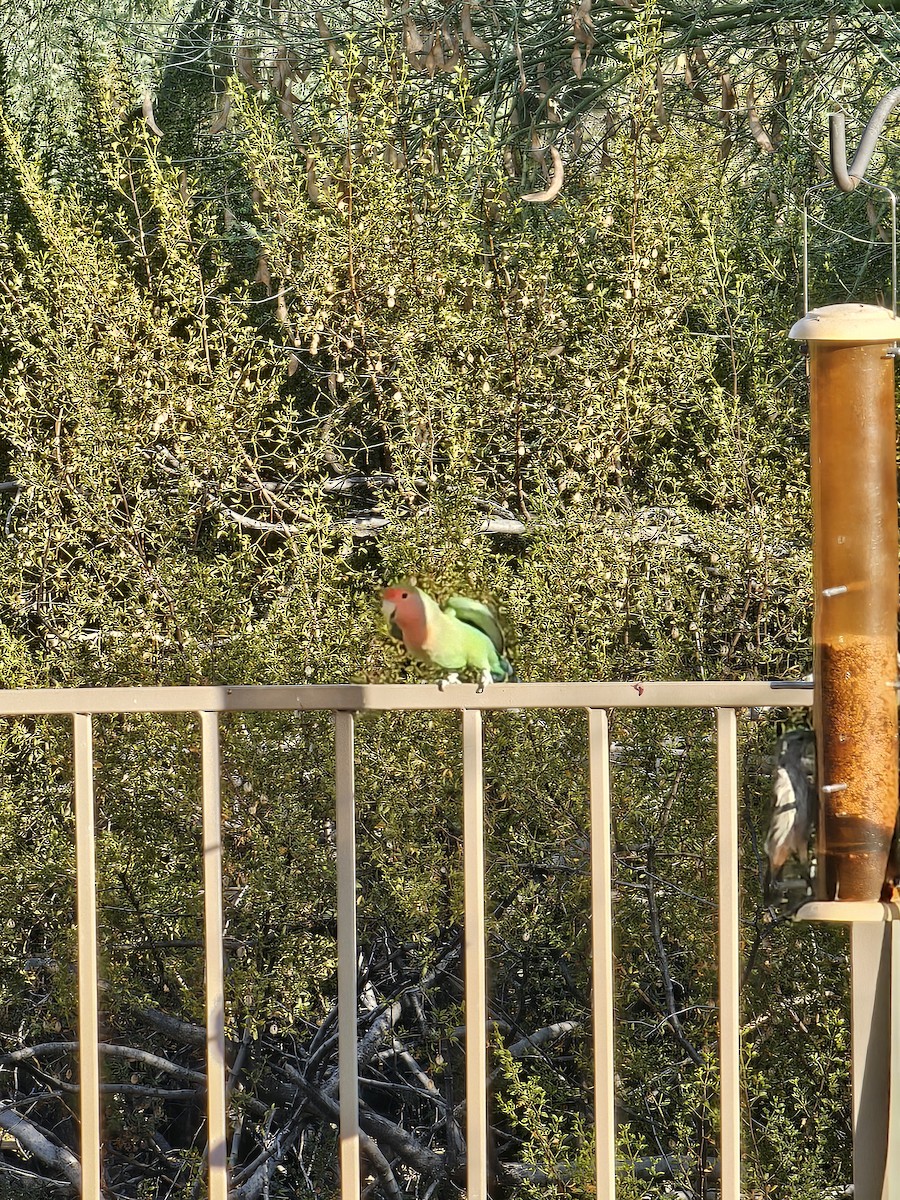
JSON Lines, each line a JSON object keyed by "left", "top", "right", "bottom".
{"left": 445, "top": 595, "right": 506, "bottom": 657}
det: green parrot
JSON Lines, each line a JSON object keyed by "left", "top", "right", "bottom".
{"left": 381, "top": 585, "right": 516, "bottom": 687}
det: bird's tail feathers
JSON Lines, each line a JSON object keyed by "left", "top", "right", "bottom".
{"left": 492, "top": 657, "right": 518, "bottom": 683}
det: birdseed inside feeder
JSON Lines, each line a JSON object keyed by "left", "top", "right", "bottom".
{"left": 789, "top": 303, "right": 900, "bottom": 900}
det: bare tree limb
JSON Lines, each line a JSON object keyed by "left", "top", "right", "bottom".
{"left": 282, "top": 1062, "right": 447, "bottom": 1180}
{"left": 0, "top": 1042, "right": 206, "bottom": 1085}
{"left": 358, "top": 1129, "right": 404, "bottom": 1200}
{"left": 0, "top": 1109, "right": 81, "bottom": 1190}
{"left": 505, "top": 1020, "right": 580, "bottom": 1059}
{"left": 233, "top": 1118, "right": 304, "bottom": 1200}
{"left": 136, "top": 1006, "right": 207, "bottom": 1046}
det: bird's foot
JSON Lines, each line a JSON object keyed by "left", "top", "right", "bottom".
{"left": 438, "top": 673, "right": 461, "bottom": 691}
{"left": 476, "top": 669, "right": 493, "bottom": 694}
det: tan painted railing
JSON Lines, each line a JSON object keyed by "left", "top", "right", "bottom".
{"left": 0, "top": 680, "right": 818, "bottom": 1199}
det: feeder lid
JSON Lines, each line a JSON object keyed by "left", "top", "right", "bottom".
{"left": 790, "top": 302, "right": 900, "bottom": 343}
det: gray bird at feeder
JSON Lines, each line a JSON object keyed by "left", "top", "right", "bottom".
{"left": 765, "top": 728, "right": 816, "bottom": 897}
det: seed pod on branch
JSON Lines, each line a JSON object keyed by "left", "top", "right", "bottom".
{"left": 315, "top": 12, "right": 342, "bottom": 64}
{"left": 571, "top": 0, "right": 595, "bottom": 79}
{"left": 773, "top": 52, "right": 791, "bottom": 102}
{"left": 236, "top": 42, "right": 264, "bottom": 89}
{"left": 820, "top": 15, "right": 837, "bottom": 55}
{"left": 746, "top": 80, "right": 774, "bottom": 153}
{"left": 384, "top": 144, "right": 406, "bottom": 169}
{"left": 403, "top": 16, "right": 426, "bottom": 71}
{"left": 142, "top": 92, "right": 163, "bottom": 137}
{"left": 208, "top": 93, "right": 231, "bottom": 136}
{"left": 573, "top": 0, "right": 594, "bottom": 47}
{"left": 438, "top": 25, "right": 461, "bottom": 73}
{"left": 255, "top": 252, "right": 272, "bottom": 292}
{"left": 522, "top": 146, "right": 564, "bottom": 203}
{"left": 681, "top": 50, "right": 708, "bottom": 104}
{"left": 528, "top": 130, "right": 547, "bottom": 170}
{"left": 424, "top": 28, "right": 444, "bottom": 77}
{"left": 461, "top": 1, "right": 491, "bottom": 61}
{"left": 278, "top": 97, "right": 303, "bottom": 148}
{"left": 514, "top": 34, "right": 526, "bottom": 91}
{"left": 867, "top": 199, "right": 890, "bottom": 243}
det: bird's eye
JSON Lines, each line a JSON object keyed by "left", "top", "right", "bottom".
{"left": 400, "top": 591, "right": 408, "bottom": 599}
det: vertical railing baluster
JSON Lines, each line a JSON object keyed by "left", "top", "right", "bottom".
{"left": 851, "top": 924, "right": 892, "bottom": 1200}
{"left": 335, "top": 710, "right": 360, "bottom": 1200}
{"left": 588, "top": 709, "right": 615, "bottom": 1198}
{"left": 200, "top": 711, "right": 228, "bottom": 1200}
{"left": 889, "top": 924, "right": 900, "bottom": 1200}
{"left": 716, "top": 707, "right": 740, "bottom": 1198}
{"left": 462, "top": 708, "right": 488, "bottom": 1200}
{"left": 73, "top": 712, "right": 102, "bottom": 1200}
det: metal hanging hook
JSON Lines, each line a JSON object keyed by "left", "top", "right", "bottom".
{"left": 802, "top": 90, "right": 900, "bottom": 320}
{"left": 829, "top": 86, "right": 900, "bottom": 193}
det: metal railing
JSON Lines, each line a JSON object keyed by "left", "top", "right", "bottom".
{"left": 0, "top": 679, "right": 823, "bottom": 1198}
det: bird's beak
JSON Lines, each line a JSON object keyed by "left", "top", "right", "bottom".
{"left": 381, "top": 599, "right": 396, "bottom": 620}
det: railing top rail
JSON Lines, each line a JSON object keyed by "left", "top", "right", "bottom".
{"left": 0, "top": 680, "right": 813, "bottom": 716}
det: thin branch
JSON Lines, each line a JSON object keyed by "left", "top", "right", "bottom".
{"left": 101, "top": 1084, "right": 201, "bottom": 1099}
{"left": 0, "top": 1162, "right": 75, "bottom": 1193}
{"left": 644, "top": 846, "right": 704, "bottom": 1067}
{"left": 282, "top": 1062, "right": 446, "bottom": 1179}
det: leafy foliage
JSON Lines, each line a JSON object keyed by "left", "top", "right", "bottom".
{"left": 0, "top": 3, "right": 890, "bottom": 1196}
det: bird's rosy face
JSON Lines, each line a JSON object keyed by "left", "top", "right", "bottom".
{"left": 381, "top": 586, "right": 416, "bottom": 623}
{"left": 381, "top": 586, "right": 407, "bottom": 620}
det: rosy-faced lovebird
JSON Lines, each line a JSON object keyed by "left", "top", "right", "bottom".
{"left": 381, "top": 585, "right": 515, "bottom": 687}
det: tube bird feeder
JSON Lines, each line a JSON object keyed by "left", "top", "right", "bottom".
{"left": 789, "top": 304, "right": 900, "bottom": 900}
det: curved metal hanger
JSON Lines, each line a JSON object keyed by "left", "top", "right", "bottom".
{"left": 802, "top": 88, "right": 900, "bottom": 318}
{"left": 829, "top": 85, "right": 900, "bottom": 192}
